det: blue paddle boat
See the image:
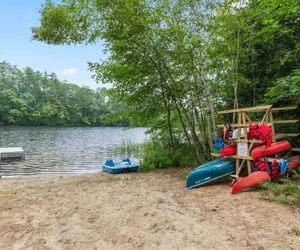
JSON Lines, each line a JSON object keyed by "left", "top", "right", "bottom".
{"left": 186, "top": 158, "right": 236, "bottom": 189}
{"left": 103, "top": 158, "right": 140, "bottom": 174}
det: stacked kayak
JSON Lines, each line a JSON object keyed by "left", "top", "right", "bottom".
{"left": 186, "top": 158, "right": 236, "bottom": 189}
{"left": 220, "top": 144, "right": 237, "bottom": 157}
{"left": 231, "top": 156, "right": 300, "bottom": 194}
{"left": 251, "top": 141, "right": 291, "bottom": 160}
{"left": 103, "top": 158, "right": 140, "bottom": 174}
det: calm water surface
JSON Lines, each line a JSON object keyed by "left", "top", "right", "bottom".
{"left": 0, "top": 126, "right": 147, "bottom": 177}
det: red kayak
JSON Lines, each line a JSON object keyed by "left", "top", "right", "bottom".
{"left": 251, "top": 141, "right": 291, "bottom": 160}
{"left": 231, "top": 156, "right": 299, "bottom": 194}
{"left": 231, "top": 171, "right": 270, "bottom": 194}
{"left": 220, "top": 144, "right": 237, "bottom": 157}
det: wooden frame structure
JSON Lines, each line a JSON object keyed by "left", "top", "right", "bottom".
{"left": 211, "top": 105, "right": 299, "bottom": 178}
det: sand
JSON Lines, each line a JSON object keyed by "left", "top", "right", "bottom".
{"left": 0, "top": 169, "right": 299, "bottom": 250}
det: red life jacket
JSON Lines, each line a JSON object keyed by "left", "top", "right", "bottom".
{"left": 253, "top": 123, "right": 272, "bottom": 147}
{"left": 267, "top": 159, "right": 281, "bottom": 179}
{"left": 251, "top": 161, "right": 267, "bottom": 172}
{"left": 248, "top": 123, "right": 259, "bottom": 139}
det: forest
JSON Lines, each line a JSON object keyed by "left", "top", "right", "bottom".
{"left": 5, "top": 0, "right": 300, "bottom": 166}
{"left": 0, "top": 61, "right": 129, "bottom": 126}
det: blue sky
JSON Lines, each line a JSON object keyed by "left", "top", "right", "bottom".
{"left": 0, "top": 0, "right": 107, "bottom": 89}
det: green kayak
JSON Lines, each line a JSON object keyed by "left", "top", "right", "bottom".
{"left": 186, "top": 158, "right": 236, "bottom": 189}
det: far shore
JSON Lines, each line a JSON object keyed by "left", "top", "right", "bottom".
{"left": 1, "top": 169, "right": 299, "bottom": 250}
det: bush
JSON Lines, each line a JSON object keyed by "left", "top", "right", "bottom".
{"left": 115, "top": 134, "right": 201, "bottom": 171}
{"left": 139, "top": 163, "right": 155, "bottom": 172}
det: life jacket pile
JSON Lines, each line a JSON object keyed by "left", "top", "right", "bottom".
{"left": 252, "top": 159, "right": 290, "bottom": 179}
{"left": 247, "top": 123, "right": 272, "bottom": 147}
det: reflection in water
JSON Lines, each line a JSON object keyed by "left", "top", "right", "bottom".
{"left": 0, "top": 126, "right": 147, "bottom": 177}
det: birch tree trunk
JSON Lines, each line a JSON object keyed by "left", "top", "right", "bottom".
{"left": 192, "top": 59, "right": 216, "bottom": 151}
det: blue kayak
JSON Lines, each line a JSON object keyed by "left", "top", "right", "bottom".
{"left": 103, "top": 158, "right": 140, "bottom": 174}
{"left": 186, "top": 158, "right": 236, "bottom": 189}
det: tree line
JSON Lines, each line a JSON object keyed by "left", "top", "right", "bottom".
{"left": 0, "top": 61, "right": 129, "bottom": 126}
{"left": 17, "top": 0, "right": 300, "bottom": 164}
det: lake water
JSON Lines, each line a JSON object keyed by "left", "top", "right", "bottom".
{"left": 0, "top": 126, "right": 147, "bottom": 178}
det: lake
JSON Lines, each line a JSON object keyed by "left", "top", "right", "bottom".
{"left": 0, "top": 126, "right": 147, "bottom": 178}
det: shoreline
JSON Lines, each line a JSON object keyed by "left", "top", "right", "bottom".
{"left": 1, "top": 169, "right": 299, "bottom": 249}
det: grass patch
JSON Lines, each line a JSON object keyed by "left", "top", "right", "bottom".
{"left": 260, "top": 178, "right": 300, "bottom": 206}
{"left": 0, "top": 188, "right": 19, "bottom": 196}
{"left": 105, "top": 176, "right": 121, "bottom": 182}
{"left": 291, "top": 226, "right": 300, "bottom": 236}
{"left": 115, "top": 140, "right": 143, "bottom": 158}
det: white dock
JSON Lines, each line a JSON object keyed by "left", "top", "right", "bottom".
{"left": 0, "top": 147, "right": 25, "bottom": 160}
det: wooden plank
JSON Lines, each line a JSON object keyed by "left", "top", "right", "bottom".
{"left": 269, "top": 110, "right": 276, "bottom": 142}
{"left": 210, "top": 153, "right": 281, "bottom": 163}
{"left": 275, "top": 133, "right": 299, "bottom": 139}
{"left": 245, "top": 113, "right": 252, "bottom": 122}
{"left": 247, "top": 161, "right": 252, "bottom": 175}
{"left": 218, "top": 106, "right": 297, "bottom": 114}
{"left": 235, "top": 159, "right": 240, "bottom": 172}
{"left": 260, "top": 107, "right": 270, "bottom": 124}
{"left": 224, "top": 139, "right": 264, "bottom": 143}
{"left": 236, "top": 159, "right": 246, "bottom": 176}
{"left": 237, "top": 112, "right": 242, "bottom": 140}
{"left": 291, "top": 148, "right": 300, "bottom": 152}
{"left": 265, "top": 110, "right": 269, "bottom": 123}
{"left": 217, "top": 123, "right": 273, "bottom": 128}
{"left": 217, "top": 105, "right": 272, "bottom": 114}
{"left": 235, "top": 112, "right": 242, "bottom": 172}
{"left": 272, "top": 106, "right": 297, "bottom": 111}
{"left": 211, "top": 153, "right": 222, "bottom": 157}
{"left": 211, "top": 153, "right": 251, "bottom": 160}
{"left": 274, "top": 134, "right": 288, "bottom": 140}
{"left": 274, "top": 120, "right": 298, "bottom": 124}
{"left": 242, "top": 112, "right": 248, "bottom": 140}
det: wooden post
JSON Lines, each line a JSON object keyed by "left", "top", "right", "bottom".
{"left": 241, "top": 112, "right": 252, "bottom": 175}
{"left": 237, "top": 112, "right": 242, "bottom": 139}
{"left": 269, "top": 109, "right": 276, "bottom": 142}
{"left": 235, "top": 112, "right": 242, "bottom": 172}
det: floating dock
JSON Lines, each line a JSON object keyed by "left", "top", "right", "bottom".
{"left": 0, "top": 147, "right": 25, "bottom": 161}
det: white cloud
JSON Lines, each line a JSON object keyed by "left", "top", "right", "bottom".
{"left": 62, "top": 67, "right": 78, "bottom": 75}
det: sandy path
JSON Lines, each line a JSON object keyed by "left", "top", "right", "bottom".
{"left": 0, "top": 169, "right": 299, "bottom": 250}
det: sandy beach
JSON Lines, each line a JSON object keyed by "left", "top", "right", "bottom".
{"left": 0, "top": 169, "right": 299, "bottom": 250}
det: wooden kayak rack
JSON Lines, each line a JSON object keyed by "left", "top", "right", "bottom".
{"left": 211, "top": 105, "right": 299, "bottom": 178}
